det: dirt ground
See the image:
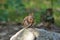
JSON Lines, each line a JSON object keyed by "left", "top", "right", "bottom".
{"left": 0, "top": 24, "right": 23, "bottom": 40}
{"left": 0, "top": 24, "right": 60, "bottom": 40}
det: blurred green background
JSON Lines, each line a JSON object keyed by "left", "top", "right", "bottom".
{"left": 0, "top": 0, "right": 60, "bottom": 26}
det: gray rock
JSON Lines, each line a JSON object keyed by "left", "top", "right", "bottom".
{"left": 0, "top": 32, "right": 8, "bottom": 36}
{"left": 10, "top": 28, "right": 60, "bottom": 40}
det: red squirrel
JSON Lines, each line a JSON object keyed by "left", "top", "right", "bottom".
{"left": 23, "top": 13, "right": 34, "bottom": 28}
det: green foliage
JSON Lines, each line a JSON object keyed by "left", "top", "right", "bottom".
{"left": 0, "top": 0, "right": 60, "bottom": 26}
{"left": 0, "top": 9, "right": 8, "bottom": 21}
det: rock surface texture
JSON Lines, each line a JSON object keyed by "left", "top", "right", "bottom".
{"left": 10, "top": 28, "right": 60, "bottom": 40}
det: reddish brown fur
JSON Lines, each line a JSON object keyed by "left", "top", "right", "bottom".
{"left": 23, "top": 13, "right": 34, "bottom": 28}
